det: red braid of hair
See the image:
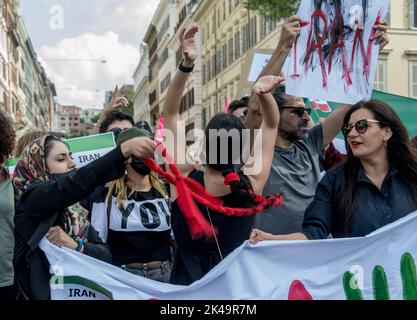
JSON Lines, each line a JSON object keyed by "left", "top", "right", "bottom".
{"left": 142, "top": 147, "right": 283, "bottom": 240}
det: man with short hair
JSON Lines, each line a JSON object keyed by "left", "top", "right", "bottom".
{"left": 99, "top": 110, "right": 134, "bottom": 134}
{"left": 228, "top": 97, "right": 249, "bottom": 122}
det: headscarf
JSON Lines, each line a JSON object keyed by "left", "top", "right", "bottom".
{"left": 13, "top": 135, "right": 90, "bottom": 239}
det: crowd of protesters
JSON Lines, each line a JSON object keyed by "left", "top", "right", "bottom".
{"left": 2, "top": 14, "right": 417, "bottom": 300}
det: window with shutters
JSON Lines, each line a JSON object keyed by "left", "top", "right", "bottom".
{"left": 410, "top": 0, "right": 417, "bottom": 28}
{"left": 222, "top": 44, "right": 227, "bottom": 70}
{"left": 234, "top": 31, "right": 240, "bottom": 59}
{"left": 228, "top": 38, "right": 234, "bottom": 65}
{"left": 373, "top": 60, "right": 387, "bottom": 92}
{"left": 250, "top": 16, "right": 257, "bottom": 47}
{"left": 260, "top": 16, "right": 267, "bottom": 39}
{"left": 410, "top": 61, "right": 417, "bottom": 98}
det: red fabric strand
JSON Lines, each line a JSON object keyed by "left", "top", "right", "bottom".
{"left": 224, "top": 173, "right": 240, "bottom": 185}
{"left": 141, "top": 148, "right": 283, "bottom": 240}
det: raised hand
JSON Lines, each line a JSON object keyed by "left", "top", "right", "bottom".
{"left": 104, "top": 96, "right": 129, "bottom": 114}
{"left": 121, "top": 137, "right": 157, "bottom": 159}
{"left": 371, "top": 20, "right": 389, "bottom": 50}
{"left": 253, "top": 75, "right": 285, "bottom": 95}
{"left": 280, "top": 15, "right": 302, "bottom": 50}
{"left": 180, "top": 26, "right": 199, "bottom": 65}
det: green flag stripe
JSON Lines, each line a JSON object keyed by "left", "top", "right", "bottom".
{"left": 65, "top": 133, "right": 115, "bottom": 153}
{"left": 6, "top": 133, "right": 116, "bottom": 167}
{"left": 61, "top": 276, "right": 114, "bottom": 300}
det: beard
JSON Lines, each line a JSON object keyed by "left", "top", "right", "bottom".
{"left": 279, "top": 123, "right": 309, "bottom": 142}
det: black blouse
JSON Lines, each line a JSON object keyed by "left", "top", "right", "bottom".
{"left": 170, "top": 170, "right": 255, "bottom": 285}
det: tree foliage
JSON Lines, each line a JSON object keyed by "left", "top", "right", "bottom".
{"left": 244, "top": 0, "right": 301, "bottom": 21}
{"left": 90, "top": 114, "right": 100, "bottom": 124}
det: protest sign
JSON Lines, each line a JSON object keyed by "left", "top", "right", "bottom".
{"left": 237, "top": 48, "right": 274, "bottom": 98}
{"left": 284, "top": 0, "right": 390, "bottom": 104}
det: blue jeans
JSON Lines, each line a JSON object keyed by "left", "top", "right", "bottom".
{"left": 121, "top": 261, "right": 172, "bottom": 283}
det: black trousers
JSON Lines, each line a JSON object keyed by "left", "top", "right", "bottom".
{"left": 0, "top": 284, "right": 18, "bottom": 300}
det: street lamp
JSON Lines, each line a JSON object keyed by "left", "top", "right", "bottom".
{"left": 56, "top": 88, "right": 104, "bottom": 92}
{"left": 42, "top": 59, "right": 107, "bottom": 64}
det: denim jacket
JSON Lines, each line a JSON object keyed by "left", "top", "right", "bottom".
{"left": 301, "top": 165, "right": 417, "bottom": 239}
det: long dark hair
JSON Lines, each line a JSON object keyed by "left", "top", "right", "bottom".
{"left": 334, "top": 100, "right": 417, "bottom": 234}
{"left": 204, "top": 113, "right": 256, "bottom": 202}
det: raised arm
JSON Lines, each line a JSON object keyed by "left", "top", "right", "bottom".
{"left": 245, "top": 16, "right": 301, "bottom": 130}
{"left": 244, "top": 75, "right": 284, "bottom": 194}
{"left": 163, "top": 26, "right": 198, "bottom": 177}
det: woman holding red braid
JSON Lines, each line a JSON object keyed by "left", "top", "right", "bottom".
{"left": 163, "top": 26, "right": 283, "bottom": 285}
{"left": 13, "top": 134, "right": 156, "bottom": 299}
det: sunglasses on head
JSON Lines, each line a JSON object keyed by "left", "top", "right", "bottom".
{"left": 342, "top": 119, "right": 380, "bottom": 136}
{"left": 281, "top": 106, "right": 312, "bottom": 117}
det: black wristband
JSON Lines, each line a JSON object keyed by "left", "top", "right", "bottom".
{"left": 178, "top": 58, "right": 194, "bottom": 73}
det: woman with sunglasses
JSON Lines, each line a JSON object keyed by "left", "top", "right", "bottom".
{"left": 251, "top": 100, "right": 417, "bottom": 243}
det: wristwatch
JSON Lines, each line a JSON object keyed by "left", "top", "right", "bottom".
{"left": 74, "top": 236, "right": 84, "bottom": 252}
{"left": 178, "top": 58, "right": 194, "bottom": 73}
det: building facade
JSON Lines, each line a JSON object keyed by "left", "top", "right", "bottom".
{"left": 168, "top": 0, "right": 202, "bottom": 133}
{"left": 79, "top": 107, "right": 100, "bottom": 136}
{"left": 193, "top": 0, "right": 280, "bottom": 126}
{"left": 139, "top": 0, "right": 417, "bottom": 130}
{"left": 376, "top": 0, "right": 417, "bottom": 99}
{"left": 60, "top": 105, "right": 81, "bottom": 137}
{"left": 0, "top": 0, "right": 56, "bottom": 139}
{"left": 133, "top": 42, "right": 150, "bottom": 123}
{"left": 150, "top": 0, "right": 177, "bottom": 129}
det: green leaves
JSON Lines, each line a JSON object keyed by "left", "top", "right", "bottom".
{"left": 343, "top": 253, "right": 417, "bottom": 300}
{"left": 243, "top": 0, "right": 301, "bottom": 21}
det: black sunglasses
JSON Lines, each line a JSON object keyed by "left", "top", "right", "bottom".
{"left": 281, "top": 106, "right": 312, "bottom": 117}
{"left": 342, "top": 119, "right": 380, "bottom": 136}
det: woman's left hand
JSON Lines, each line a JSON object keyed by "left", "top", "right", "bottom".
{"left": 47, "top": 226, "right": 78, "bottom": 250}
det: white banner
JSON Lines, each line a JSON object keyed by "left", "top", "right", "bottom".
{"left": 284, "top": 0, "right": 390, "bottom": 104}
{"left": 40, "top": 210, "right": 417, "bottom": 300}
